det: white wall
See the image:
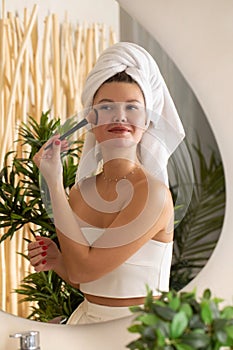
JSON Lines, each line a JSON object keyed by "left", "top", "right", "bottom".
{"left": 0, "top": 311, "right": 135, "bottom": 350}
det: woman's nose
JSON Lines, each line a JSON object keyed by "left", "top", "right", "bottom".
{"left": 112, "top": 109, "right": 127, "bottom": 123}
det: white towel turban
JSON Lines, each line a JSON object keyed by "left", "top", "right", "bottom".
{"left": 76, "top": 42, "right": 185, "bottom": 184}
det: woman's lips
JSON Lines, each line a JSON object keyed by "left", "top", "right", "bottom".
{"left": 108, "top": 125, "right": 131, "bottom": 133}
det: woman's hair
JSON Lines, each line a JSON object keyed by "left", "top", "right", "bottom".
{"left": 103, "top": 71, "right": 136, "bottom": 84}
{"left": 93, "top": 71, "right": 144, "bottom": 102}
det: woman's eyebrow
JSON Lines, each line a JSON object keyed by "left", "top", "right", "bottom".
{"left": 96, "top": 99, "right": 114, "bottom": 104}
{"left": 96, "top": 99, "right": 143, "bottom": 104}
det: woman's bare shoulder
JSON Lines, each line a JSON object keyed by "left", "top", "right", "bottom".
{"left": 137, "top": 171, "right": 172, "bottom": 199}
{"left": 69, "top": 177, "right": 98, "bottom": 207}
{"left": 69, "top": 176, "right": 94, "bottom": 193}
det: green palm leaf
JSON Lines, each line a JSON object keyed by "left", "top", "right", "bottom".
{"left": 170, "top": 139, "right": 225, "bottom": 290}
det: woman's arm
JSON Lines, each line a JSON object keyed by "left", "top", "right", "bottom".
{"left": 33, "top": 137, "right": 173, "bottom": 285}
{"left": 63, "top": 180, "right": 173, "bottom": 284}
{"left": 28, "top": 237, "right": 80, "bottom": 289}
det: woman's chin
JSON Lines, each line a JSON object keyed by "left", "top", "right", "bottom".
{"left": 102, "top": 137, "right": 136, "bottom": 149}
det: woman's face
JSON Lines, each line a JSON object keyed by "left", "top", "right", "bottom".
{"left": 92, "top": 82, "right": 146, "bottom": 148}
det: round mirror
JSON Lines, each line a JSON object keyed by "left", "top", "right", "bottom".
{"left": 0, "top": 3, "right": 232, "bottom": 350}
{"left": 0, "top": 4, "right": 227, "bottom": 324}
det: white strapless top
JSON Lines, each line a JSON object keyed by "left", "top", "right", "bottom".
{"left": 79, "top": 227, "right": 173, "bottom": 298}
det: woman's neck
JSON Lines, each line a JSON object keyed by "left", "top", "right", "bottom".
{"left": 102, "top": 158, "right": 140, "bottom": 180}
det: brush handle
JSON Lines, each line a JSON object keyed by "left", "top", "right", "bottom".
{"left": 59, "top": 118, "right": 88, "bottom": 140}
{"left": 44, "top": 118, "right": 88, "bottom": 150}
{"left": 44, "top": 109, "right": 98, "bottom": 150}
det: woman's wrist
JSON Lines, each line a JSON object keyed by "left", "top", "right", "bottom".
{"left": 47, "top": 177, "right": 64, "bottom": 193}
{"left": 52, "top": 251, "right": 67, "bottom": 276}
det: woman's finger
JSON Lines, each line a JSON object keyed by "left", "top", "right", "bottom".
{"left": 28, "top": 245, "right": 48, "bottom": 259}
{"left": 33, "top": 134, "right": 61, "bottom": 167}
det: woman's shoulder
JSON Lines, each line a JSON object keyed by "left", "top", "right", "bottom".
{"left": 136, "top": 169, "right": 171, "bottom": 194}
{"left": 141, "top": 172, "right": 173, "bottom": 208}
{"left": 70, "top": 175, "right": 96, "bottom": 191}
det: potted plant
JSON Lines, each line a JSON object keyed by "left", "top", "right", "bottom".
{"left": 127, "top": 287, "right": 233, "bottom": 350}
{"left": 0, "top": 111, "right": 84, "bottom": 321}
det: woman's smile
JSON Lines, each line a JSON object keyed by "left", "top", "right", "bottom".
{"left": 108, "top": 124, "right": 132, "bottom": 135}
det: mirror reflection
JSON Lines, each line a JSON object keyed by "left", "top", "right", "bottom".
{"left": 0, "top": 8, "right": 225, "bottom": 324}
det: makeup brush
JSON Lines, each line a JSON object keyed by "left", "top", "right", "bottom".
{"left": 44, "top": 108, "right": 98, "bottom": 150}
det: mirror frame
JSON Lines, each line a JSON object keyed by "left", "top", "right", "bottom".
{"left": 1, "top": 1, "right": 233, "bottom": 349}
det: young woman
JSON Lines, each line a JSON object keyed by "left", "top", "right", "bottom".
{"left": 28, "top": 42, "right": 185, "bottom": 324}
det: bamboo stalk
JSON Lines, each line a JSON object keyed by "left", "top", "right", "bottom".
{"left": 0, "top": 229, "right": 6, "bottom": 312}
{"left": 74, "top": 24, "right": 83, "bottom": 110}
{"left": 15, "top": 16, "right": 24, "bottom": 120}
{"left": 21, "top": 8, "right": 29, "bottom": 123}
{"left": 75, "top": 24, "right": 82, "bottom": 71}
{"left": 67, "top": 23, "right": 76, "bottom": 116}
{"left": 41, "top": 14, "right": 52, "bottom": 114}
{"left": 109, "top": 26, "right": 117, "bottom": 46}
{"left": 7, "top": 236, "right": 18, "bottom": 314}
{"left": 1, "top": 0, "right": 5, "bottom": 19}
{"left": 3, "top": 13, "right": 17, "bottom": 154}
{"left": 61, "top": 16, "right": 67, "bottom": 84}
{"left": 93, "top": 23, "right": 99, "bottom": 62}
{"left": 0, "top": 4, "right": 38, "bottom": 168}
{"left": 4, "top": 19, "right": 13, "bottom": 87}
{"left": 85, "top": 26, "right": 93, "bottom": 77}
{"left": 31, "top": 16, "right": 41, "bottom": 121}
{"left": 0, "top": 19, "right": 6, "bottom": 141}
{"left": 8, "top": 13, "right": 18, "bottom": 148}
{"left": 100, "top": 23, "right": 106, "bottom": 52}
{"left": 16, "top": 232, "right": 22, "bottom": 315}
{"left": 63, "top": 16, "right": 73, "bottom": 118}
{"left": 52, "top": 13, "right": 61, "bottom": 118}
{"left": 69, "top": 23, "right": 77, "bottom": 94}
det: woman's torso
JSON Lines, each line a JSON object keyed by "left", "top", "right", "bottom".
{"left": 79, "top": 227, "right": 173, "bottom": 306}
{"left": 69, "top": 171, "right": 173, "bottom": 306}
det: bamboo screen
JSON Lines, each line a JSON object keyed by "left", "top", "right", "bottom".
{"left": 0, "top": 3, "right": 116, "bottom": 317}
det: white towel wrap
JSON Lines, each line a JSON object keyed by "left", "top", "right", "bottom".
{"left": 76, "top": 42, "right": 185, "bottom": 184}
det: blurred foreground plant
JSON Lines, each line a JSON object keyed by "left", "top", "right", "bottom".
{"left": 127, "top": 287, "right": 233, "bottom": 350}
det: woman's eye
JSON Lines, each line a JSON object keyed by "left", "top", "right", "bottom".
{"left": 126, "top": 104, "right": 138, "bottom": 111}
{"left": 99, "top": 104, "right": 112, "bottom": 111}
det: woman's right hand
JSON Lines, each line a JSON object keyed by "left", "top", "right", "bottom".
{"left": 33, "top": 135, "right": 69, "bottom": 187}
{"left": 28, "top": 236, "right": 62, "bottom": 272}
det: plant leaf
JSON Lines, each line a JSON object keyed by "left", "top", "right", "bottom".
{"left": 175, "top": 344, "right": 193, "bottom": 350}
{"left": 201, "top": 301, "right": 213, "bottom": 324}
{"left": 181, "top": 333, "right": 210, "bottom": 348}
{"left": 171, "top": 311, "right": 189, "bottom": 339}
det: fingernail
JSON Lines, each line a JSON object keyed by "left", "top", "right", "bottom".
{"left": 39, "top": 241, "right": 44, "bottom": 246}
{"left": 42, "top": 260, "right": 46, "bottom": 264}
{"left": 42, "top": 245, "right": 48, "bottom": 250}
{"left": 41, "top": 252, "right": 47, "bottom": 257}
{"left": 55, "top": 140, "right": 60, "bottom": 146}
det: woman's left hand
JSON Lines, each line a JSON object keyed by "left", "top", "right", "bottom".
{"left": 28, "top": 236, "right": 62, "bottom": 272}
{"left": 33, "top": 135, "right": 69, "bottom": 187}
